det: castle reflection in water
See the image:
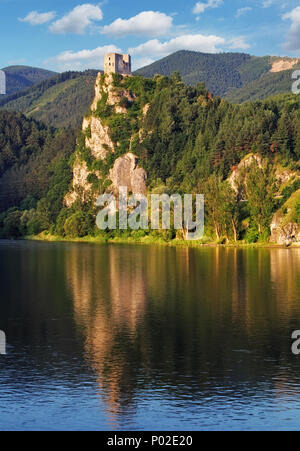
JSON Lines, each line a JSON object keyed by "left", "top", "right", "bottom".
{"left": 65, "top": 244, "right": 300, "bottom": 426}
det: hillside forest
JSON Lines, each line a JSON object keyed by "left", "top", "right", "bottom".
{"left": 0, "top": 72, "right": 299, "bottom": 244}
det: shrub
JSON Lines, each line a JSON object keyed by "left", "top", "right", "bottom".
{"left": 245, "top": 225, "right": 259, "bottom": 243}
{"left": 293, "top": 201, "right": 300, "bottom": 223}
{"left": 119, "top": 96, "right": 132, "bottom": 109}
{"left": 2, "top": 210, "right": 22, "bottom": 238}
{"left": 64, "top": 212, "right": 90, "bottom": 238}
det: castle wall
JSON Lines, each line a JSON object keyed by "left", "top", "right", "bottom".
{"left": 104, "top": 53, "right": 131, "bottom": 75}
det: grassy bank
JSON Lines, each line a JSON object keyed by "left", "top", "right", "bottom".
{"left": 26, "top": 232, "right": 299, "bottom": 249}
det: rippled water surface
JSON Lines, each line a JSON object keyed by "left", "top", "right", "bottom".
{"left": 0, "top": 241, "right": 300, "bottom": 430}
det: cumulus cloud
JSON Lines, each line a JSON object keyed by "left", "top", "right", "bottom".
{"left": 132, "top": 57, "right": 155, "bottom": 71}
{"left": 128, "top": 34, "right": 226, "bottom": 59}
{"left": 45, "top": 45, "right": 121, "bottom": 71}
{"left": 49, "top": 4, "right": 103, "bottom": 34}
{"left": 102, "top": 11, "right": 173, "bottom": 37}
{"left": 283, "top": 7, "right": 300, "bottom": 51}
{"left": 46, "top": 35, "right": 225, "bottom": 71}
{"left": 228, "top": 36, "right": 250, "bottom": 50}
{"left": 262, "top": 0, "right": 274, "bottom": 7}
{"left": 19, "top": 11, "right": 56, "bottom": 25}
{"left": 193, "top": 0, "right": 223, "bottom": 16}
{"left": 236, "top": 7, "right": 252, "bottom": 18}
{"left": 46, "top": 31, "right": 251, "bottom": 71}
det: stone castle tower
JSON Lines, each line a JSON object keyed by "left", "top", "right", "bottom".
{"left": 104, "top": 53, "right": 132, "bottom": 76}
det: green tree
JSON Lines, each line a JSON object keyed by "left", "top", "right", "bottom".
{"left": 64, "top": 212, "right": 90, "bottom": 238}
{"left": 244, "top": 160, "right": 277, "bottom": 235}
{"left": 2, "top": 210, "right": 22, "bottom": 238}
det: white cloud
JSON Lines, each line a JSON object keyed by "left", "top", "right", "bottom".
{"left": 236, "top": 7, "right": 252, "bottom": 18}
{"left": 193, "top": 0, "right": 223, "bottom": 15}
{"left": 45, "top": 45, "right": 121, "bottom": 71}
{"left": 46, "top": 35, "right": 225, "bottom": 71}
{"left": 283, "top": 6, "right": 300, "bottom": 51}
{"left": 129, "top": 34, "right": 226, "bottom": 58}
{"left": 49, "top": 4, "right": 103, "bottom": 34}
{"left": 132, "top": 57, "right": 155, "bottom": 71}
{"left": 102, "top": 11, "right": 173, "bottom": 37}
{"left": 262, "top": 0, "right": 274, "bottom": 7}
{"left": 228, "top": 36, "right": 250, "bottom": 50}
{"left": 46, "top": 32, "right": 251, "bottom": 72}
{"left": 19, "top": 11, "right": 56, "bottom": 25}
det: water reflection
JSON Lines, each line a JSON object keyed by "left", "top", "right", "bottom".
{"left": 67, "top": 245, "right": 148, "bottom": 425}
{"left": 1, "top": 242, "right": 300, "bottom": 429}
{"left": 64, "top": 244, "right": 300, "bottom": 428}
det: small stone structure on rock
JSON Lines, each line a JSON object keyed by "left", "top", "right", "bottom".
{"left": 65, "top": 54, "right": 148, "bottom": 207}
{"left": 104, "top": 53, "right": 132, "bottom": 76}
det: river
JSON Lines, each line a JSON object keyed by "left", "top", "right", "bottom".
{"left": 0, "top": 241, "right": 300, "bottom": 430}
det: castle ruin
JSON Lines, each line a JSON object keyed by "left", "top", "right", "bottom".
{"left": 104, "top": 53, "right": 132, "bottom": 76}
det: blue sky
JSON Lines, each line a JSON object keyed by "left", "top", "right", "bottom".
{"left": 1, "top": 0, "right": 300, "bottom": 72}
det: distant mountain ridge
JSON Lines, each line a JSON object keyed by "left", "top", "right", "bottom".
{"left": 1, "top": 51, "right": 300, "bottom": 129}
{"left": 1, "top": 65, "right": 57, "bottom": 96}
{"left": 135, "top": 51, "right": 300, "bottom": 102}
{"left": 0, "top": 70, "right": 98, "bottom": 129}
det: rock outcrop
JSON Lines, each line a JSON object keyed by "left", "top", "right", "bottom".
{"left": 65, "top": 72, "right": 148, "bottom": 206}
{"left": 228, "top": 154, "right": 262, "bottom": 194}
{"left": 228, "top": 155, "right": 300, "bottom": 245}
{"left": 109, "top": 153, "right": 147, "bottom": 195}
{"left": 270, "top": 190, "right": 300, "bottom": 246}
{"left": 65, "top": 159, "right": 99, "bottom": 207}
{"left": 83, "top": 116, "right": 114, "bottom": 160}
{"left": 270, "top": 214, "right": 299, "bottom": 246}
{"left": 270, "top": 58, "right": 299, "bottom": 73}
{"left": 91, "top": 73, "right": 136, "bottom": 114}
{"left": 229, "top": 153, "right": 299, "bottom": 195}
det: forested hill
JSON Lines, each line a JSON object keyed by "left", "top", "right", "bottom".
{"left": 1, "top": 66, "right": 57, "bottom": 95}
{"left": 0, "top": 74, "right": 299, "bottom": 243}
{"left": 135, "top": 51, "right": 300, "bottom": 101}
{"left": 0, "top": 111, "right": 75, "bottom": 217}
{"left": 0, "top": 70, "right": 98, "bottom": 129}
{"left": 1, "top": 52, "right": 300, "bottom": 130}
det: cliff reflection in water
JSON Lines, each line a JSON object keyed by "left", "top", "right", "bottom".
{"left": 65, "top": 245, "right": 300, "bottom": 423}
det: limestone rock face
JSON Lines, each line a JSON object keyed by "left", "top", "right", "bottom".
{"left": 228, "top": 154, "right": 262, "bottom": 193}
{"left": 109, "top": 153, "right": 147, "bottom": 195}
{"left": 270, "top": 189, "right": 300, "bottom": 246}
{"left": 66, "top": 72, "right": 148, "bottom": 207}
{"left": 228, "top": 153, "right": 299, "bottom": 195}
{"left": 270, "top": 58, "right": 299, "bottom": 73}
{"left": 91, "top": 73, "right": 136, "bottom": 114}
{"left": 83, "top": 116, "right": 114, "bottom": 160}
{"left": 112, "top": 88, "right": 136, "bottom": 114}
{"left": 142, "top": 103, "right": 150, "bottom": 117}
{"left": 270, "top": 213, "right": 300, "bottom": 246}
{"left": 65, "top": 160, "right": 92, "bottom": 207}
{"left": 91, "top": 72, "right": 104, "bottom": 113}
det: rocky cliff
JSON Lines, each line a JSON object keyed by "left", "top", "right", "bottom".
{"left": 109, "top": 152, "right": 147, "bottom": 195}
{"left": 66, "top": 72, "right": 148, "bottom": 206}
{"left": 228, "top": 154, "right": 299, "bottom": 245}
{"left": 229, "top": 153, "right": 299, "bottom": 196}
{"left": 270, "top": 190, "right": 300, "bottom": 246}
